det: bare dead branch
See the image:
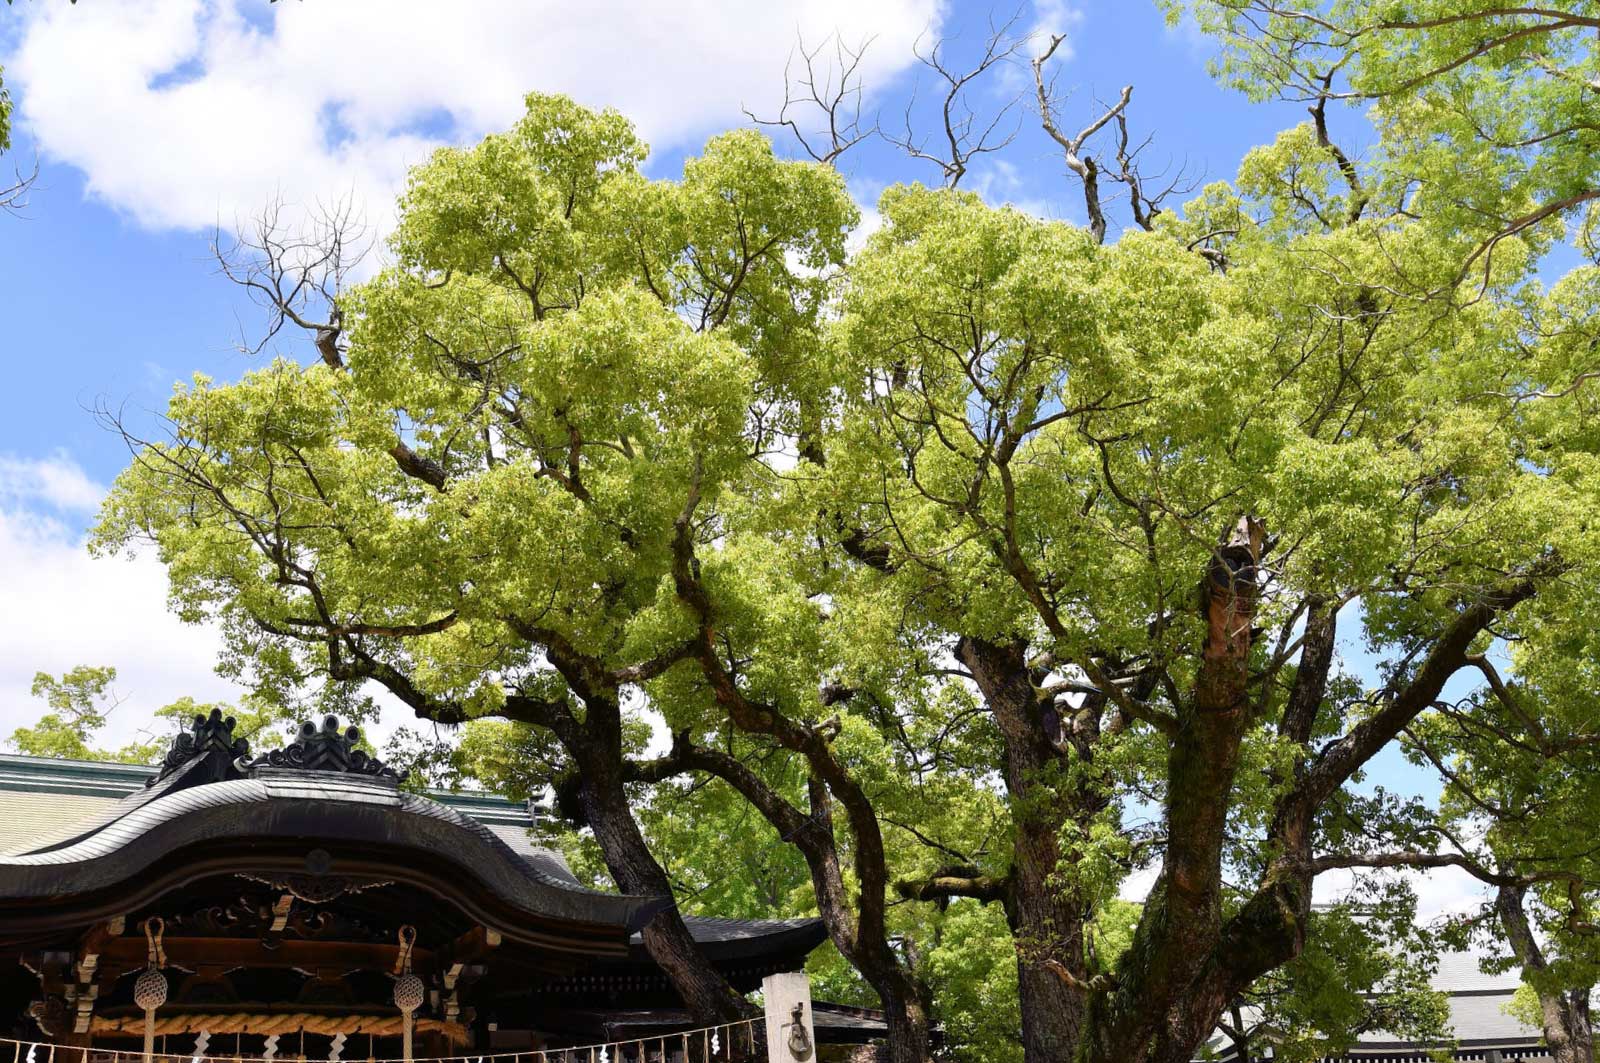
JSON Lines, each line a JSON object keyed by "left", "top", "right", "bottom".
{"left": 1033, "top": 33, "right": 1128, "bottom": 242}
{"left": 1033, "top": 36, "right": 1192, "bottom": 242}
{"left": 882, "top": 10, "right": 1027, "bottom": 188}
{"left": 212, "top": 193, "right": 372, "bottom": 367}
{"left": 745, "top": 31, "right": 878, "bottom": 166}
{"left": 0, "top": 152, "right": 38, "bottom": 216}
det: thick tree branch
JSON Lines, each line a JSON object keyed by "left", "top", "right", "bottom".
{"left": 1277, "top": 596, "right": 1337, "bottom": 743}
{"left": 1303, "top": 557, "right": 1559, "bottom": 806}
{"left": 389, "top": 442, "right": 448, "bottom": 490}
{"left": 1307, "top": 73, "right": 1366, "bottom": 222}
{"left": 895, "top": 867, "right": 1009, "bottom": 904}
{"left": 1309, "top": 848, "right": 1521, "bottom": 885}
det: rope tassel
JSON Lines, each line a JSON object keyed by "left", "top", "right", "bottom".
{"left": 133, "top": 919, "right": 168, "bottom": 1063}
{"left": 392, "top": 927, "right": 423, "bottom": 1063}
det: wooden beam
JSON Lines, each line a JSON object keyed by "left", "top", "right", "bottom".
{"left": 64, "top": 919, "right": 122, "bottom": 1036}
{"left": 439, "top": 924, "right": 502, "bottom": 970}
{"left": 76, "top": 921, "right": 118, "bottom": 974}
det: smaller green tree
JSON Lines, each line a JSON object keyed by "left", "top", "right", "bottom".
{"left": 1406, "top": 665, "right": 1600, "bottom": 1063}
{"left": 12, "top": 666, "right": 130, "bottom": 761}
{"left": 10, "top": 665, "right": 289, "bottom": 765}
{"left": 1212, "top": 898, "right": 1448, "bottom": 1062}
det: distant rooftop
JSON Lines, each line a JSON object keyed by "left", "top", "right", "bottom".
{"left": 1203, "top": 950, "right": 1551, "bottom": 1062}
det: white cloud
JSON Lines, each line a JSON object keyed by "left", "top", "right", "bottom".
{"left": 6, "top": 0, "right": 943, "bottom": 235}
{"left": 845, "top": 177, "right": 889, "bottom": 256}
{"left": 0, "top": 450, "right": 106, "bottom": 512}
{"left": 1029, "top": 0, "right": 1084, "bottom": 56}
{"left": 965, "top": 157, "right": 1060, "bottom": 220}
{"left": 0, "top": 457, "right": 240, "bottom": 749}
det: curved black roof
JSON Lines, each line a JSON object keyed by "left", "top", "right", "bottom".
{"left": 639, "top": 917, "right": 829, "bottom": 963}
{"left": 0, "top": 776, "right": 663, "bottom": 959}
{"left": 0, "top": 713, "right": 823, "bottom": 972}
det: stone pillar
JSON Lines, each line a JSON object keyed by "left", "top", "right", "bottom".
{"left": 761, "top": 973, "right": 815, "bottom": 1063}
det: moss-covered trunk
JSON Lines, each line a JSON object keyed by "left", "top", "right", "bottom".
{"left": 958, "top": 636, "right": 1093, "bottom": 1063}
{"left": 1074, "top": 519, "right": 1269, "bottom": 1063}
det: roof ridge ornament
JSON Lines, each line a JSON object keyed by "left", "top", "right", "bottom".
{"left": 149, "top": 708, "right": 251, "bottom": 786}
{"left": 245, "top": 715, "right": 407, "bottom": 781}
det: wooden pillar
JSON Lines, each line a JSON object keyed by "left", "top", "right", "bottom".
{"left": 760, "top": 973, "right": 814, "bottom": 1063}
{"left": 57, "top": 1028, "right": 93, "bottom": 1063}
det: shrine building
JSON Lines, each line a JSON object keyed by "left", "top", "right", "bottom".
{"left": 0, "top": 712, "right": 884, "bottom": 1063}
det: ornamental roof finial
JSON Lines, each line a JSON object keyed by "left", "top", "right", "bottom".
{"left": 244, "top": 715, "right": 406, "bottom": 781}
{"left": 148, "top": 707, "right": 251, "bottom": 786}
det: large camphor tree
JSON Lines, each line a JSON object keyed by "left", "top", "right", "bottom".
{"left": 1167, "top": 5, "right": 1600, "bottom": 1059}
{"left": 95, "top": 5, "right": 1600, "bottom": 1061}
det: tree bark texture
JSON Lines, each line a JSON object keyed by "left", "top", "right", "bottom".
{"left": 565, "top": 694, "right": 750, "bottom": 1024}
{"left": 958, "top": 636, "right": 1092, "bottom": 1063}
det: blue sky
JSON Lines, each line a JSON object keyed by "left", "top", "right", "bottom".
{"left": 0, "top": 0, "right": 1479, "bottom": 913}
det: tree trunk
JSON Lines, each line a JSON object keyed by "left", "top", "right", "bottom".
{"left": 676, "top": 741, "right": 934, "bottom": 1062}
{"left": 1497, "top": 885, "right": 1596, "bottom": 1063}
{"left": 573, "top": 741, "right": 750, "bottom": 1023}
{"left": 791, "top": 776, "right": 936, "bottom": 1063}
{"left": 878, "top": 991, "right": 934, "bottom": 1063}
{"left": 1074, "top": 520, "right": 1268, "bottom": 1063}
{"left": 1010, "top": 876, "right": 1088, "bottom": 1063}
{"left": 958, "top": 636, "right": 1092, "bottom": 1063}
{"left": 1568, "top": 990, "right": 1596, "bottom": 1063}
